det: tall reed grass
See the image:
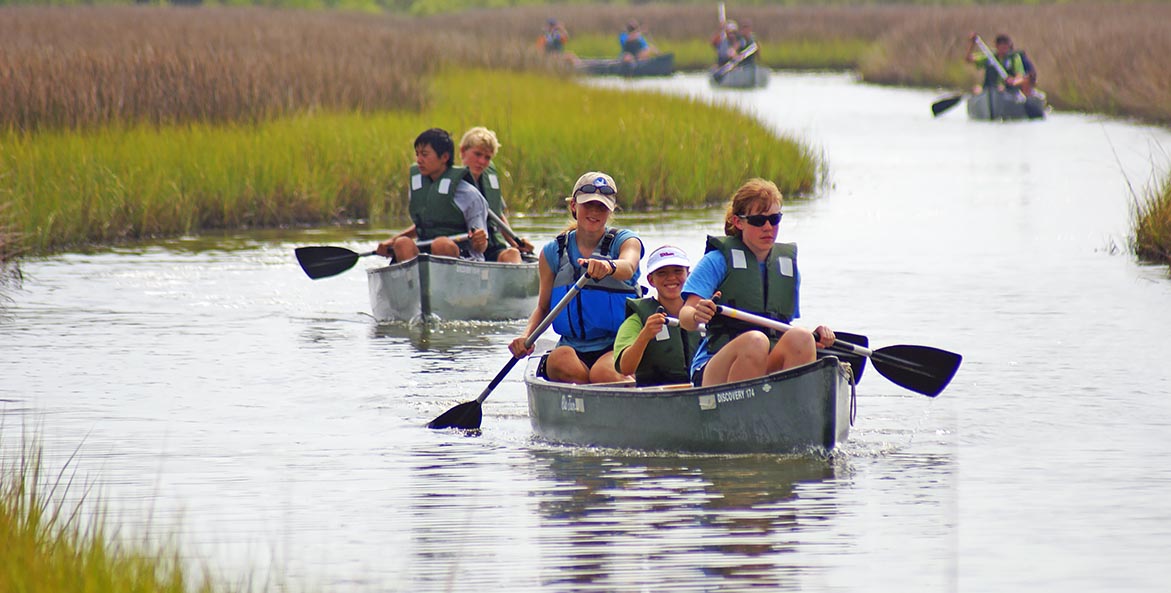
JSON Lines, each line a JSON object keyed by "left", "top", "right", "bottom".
{"left": 0, "top": 434, "right": 225, "bottom": 593}
{"left": 1134, "top": 179, "right": 1171, "bottom": 265}
{"left": 2, "top": 67, "right": 818, "bottom": 253}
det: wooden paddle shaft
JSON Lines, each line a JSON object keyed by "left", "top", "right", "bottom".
{"left": 715, "top": 305, "right": 876, "bottom": 357}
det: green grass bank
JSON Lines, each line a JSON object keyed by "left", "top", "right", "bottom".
{"left": 1, "top": 68, "right": 818, "bottom": 254}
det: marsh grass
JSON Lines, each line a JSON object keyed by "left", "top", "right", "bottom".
{"left": 1134, "top": 179, "right": 1171, "bottom": 266}
{"left": 3, "top": 68, "right": 818, "bottom": 253}
{"left": 0, "top": 433, "right": 224, "bottom": 593}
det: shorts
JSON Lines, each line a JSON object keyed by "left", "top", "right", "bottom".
{"left": 690, "top": 364, "right": 707, "bottom": 387}
{"left": 536, "top": 348, "right": 611, "bottom": 380}
{"left": 484, "top": 243, "right": 509, "bottom": 262}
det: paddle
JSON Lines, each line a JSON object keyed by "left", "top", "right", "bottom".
{"left": 932, "top": 92, "right": 964, "bottom": 117}
{"left": 973, "top": 34, "right": 1044, "bottom": 119}
{"left": 713, "top": 304, "right": 961, "bottom": 397}
{"left": 486, "top": 209, "right": 534, "bottom": 255}
{"left": 713, "top": 42, "right": 758, "bottom": 82}
{"left": 427, "top": 273, "right": 592, "bottom": 430}
{"left": 294, "top": 234, "right": 468, "bottom": 280}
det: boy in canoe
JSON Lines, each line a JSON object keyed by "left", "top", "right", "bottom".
{"left": 509, "top": 171, "right": 644, "bottom": 384}
{"left": 375, "top": 128, "right": 489, "bottom": 262}
{"left": 457, "top": 126, "right": 535, "bottom": 263}
{"left": 678, "top": 179, "right": 835, "bottom": 387}
{"left": 965, "top": 32, "right": 1037, "bottom": 96}
{"left": 613, "top": 245, "right": 702, "bottom": 387}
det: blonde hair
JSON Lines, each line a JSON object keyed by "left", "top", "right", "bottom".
{"left": 723, "top": 178, "right": 783, "bottom": 237}
{"left": 458, "top": 126, "right": 501, "bottom": 154}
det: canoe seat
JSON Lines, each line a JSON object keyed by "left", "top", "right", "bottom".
{"left": 590, "top": 379, "right": 637, "bottom": 387}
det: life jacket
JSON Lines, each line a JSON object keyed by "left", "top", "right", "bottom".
{"left": 544, "top": 30, "right": 564, "bottom": 52}
{"left": 624, "top": 296, "right": 701, "bottom": 386}
{"left": 620, "top": 33, "right": 645, "bottom": 57}
{"left": 408, "top": 164, "right": 471, "bottom": 240}
{"left": 551, "top": 228, "right": 642, "bottom": 343}
{"left": 702, "top": 234, "right": 798, "bottom": 354}
{"left": 984, "top": 50, "right": 1027, "bottom": 90}
{"left": 464, "top": 164, "right": 507, "bottom": 251}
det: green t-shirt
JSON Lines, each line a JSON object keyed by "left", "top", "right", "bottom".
{"left": 611, "top": 313, "right": 644, "bottom": 371}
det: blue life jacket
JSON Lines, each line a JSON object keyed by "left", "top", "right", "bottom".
{"left": 550, "top": 228, "right": 642, "bottom": 344}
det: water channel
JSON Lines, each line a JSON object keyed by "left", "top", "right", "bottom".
{"left": 3, "top": 72, "right": 1171, "bottom": 592}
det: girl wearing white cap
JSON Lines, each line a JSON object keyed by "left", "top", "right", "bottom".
{"left": 612, "top": 245, "right": 702, "bottom": 386}
{"left": 508, "top": 171, "right": 644, "bottom": 384}
{"left": 678, "top": 179, "right": 835, "bottom": 387}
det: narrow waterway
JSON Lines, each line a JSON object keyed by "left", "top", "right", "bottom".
{"left": 3, "top": 72, "right": 1170, "bottom": 592}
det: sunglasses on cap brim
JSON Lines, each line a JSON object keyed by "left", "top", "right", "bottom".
{"left": 575, "top": 184, "right": 616, "bottom": 196}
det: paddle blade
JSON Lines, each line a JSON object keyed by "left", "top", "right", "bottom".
{"left": 869, "top": 345, "right": 962, "bottom": 397}
{"left": 932, "top": 94, "right": 963, "bottom": 117}
{"left": 295, "top": 246, "right": 361, "bottom": 279}
{"left": 427, "top": 400, "right": 482, "bottom": 430}
{"left": 826, "top": 331, "right": 869, "bottom": 384}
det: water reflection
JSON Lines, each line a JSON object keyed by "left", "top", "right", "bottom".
{"left": 528, "top": 450, "right": 840, "bottom": 591}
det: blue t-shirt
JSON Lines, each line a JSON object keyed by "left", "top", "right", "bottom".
{"left": 541, "top": 228, "right": 644, "bottom": 352}
{"left": 681, "top": 249, "right": 802, "bottom": 376}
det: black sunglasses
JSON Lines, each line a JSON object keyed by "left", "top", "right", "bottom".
{"left": 738, "top": 212, "right": 782, "bottom": 227}
{"left": 575, "top": 184, "right": 616, "bottom": 196}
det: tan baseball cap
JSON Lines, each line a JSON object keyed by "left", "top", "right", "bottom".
{"left": 568, "top": 171, "right": 618, "bottom": 211}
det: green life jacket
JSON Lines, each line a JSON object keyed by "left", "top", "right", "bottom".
{"left": 408, "top": 164, "right": 471, "bottom": 240}
{"left": 984, "top": 50, "right": 1024, "bottom": 90}
{"left": 623, "top": 296, "right": 701, "bottom": 386}
{"left": 465, "top": 164, "right": 507, "bottom": 251}
{"left": 703, "top": 234, "right": 798, "bottom": 354}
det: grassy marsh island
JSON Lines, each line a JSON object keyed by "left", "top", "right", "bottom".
{"left": 0, "top": 5, "right": 818, "bottom": 257}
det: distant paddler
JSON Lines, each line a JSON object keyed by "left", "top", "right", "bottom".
{"left": 965, "top": 32, "right": 1038, "bottom": 97}
{"left": 376, "top": 128, "right": 489, "bottom": 262}
{"left": 457, "top": 127, "right": 535, "bottom": 263}
{"left": 619, "top": 19, "right": 660, "bottom": 64}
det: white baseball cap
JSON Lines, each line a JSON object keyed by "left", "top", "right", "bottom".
{"left": 646, "top": 245, "right": 690, "bottom": 275}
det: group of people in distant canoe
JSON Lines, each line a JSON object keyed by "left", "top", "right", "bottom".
{"left": 381, "top": 126, "right": 835, "bottom": 390}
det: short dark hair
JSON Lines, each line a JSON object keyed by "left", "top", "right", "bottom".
{"left": 995, "top": 34, "right": 1012, "bottom": 46}
{"left": 414, "top": 128, "right": 454, "bottom": 167}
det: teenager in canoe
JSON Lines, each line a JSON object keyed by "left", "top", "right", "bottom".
{"left": 509, "top": 171, "right": 644, "bottom": 384}
{"left": 375, "top": 128, "right": 489, "bottom": 262}
{"left": 613, "top": 245, "right": 702, "bottom": 386}
{"left": 678, "top": 178, "right": 835, "bottom": 387}
{"left": 457, "top": 126, "right": 535, "bottom": 263}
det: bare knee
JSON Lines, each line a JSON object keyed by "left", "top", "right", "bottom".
{"left": 770, "top": 327, "right": 816, "bottom": 371}
{"left": 546, "top": 347, "right": 590, "bottom": 384}
{"left": 588, "top": 352, "right": 626, "bottom": 384}
{"left": 430, "top": 237, "right": 460, "bottom": 258}
{"left": 392, "top": 236, "right": 419, "bottom": 261}
{"left": 496, "top": 248, "right": 521, "bottom": 263}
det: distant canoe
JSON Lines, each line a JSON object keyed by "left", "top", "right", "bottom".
{"left": 366, "top": 254, "right": 538, "bottom": 323}
{"left": 576, "top": 53, "right": 675, "bottom": 77}
{"left": 711, "top": 62, "right": 770, "bottom": 89}
{"left": 967, "top": 89, "right": 1047, "bottom": 120}
{"left": 526, "top": 355, "right": 855, "bottom": 454}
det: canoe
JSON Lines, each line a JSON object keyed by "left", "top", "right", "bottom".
{"left": 711, "top": 62, "right": 770, "bottom": 89}
{"left": 366, "top": 253, "right": 538, "bottom": 323}
{"left": 525, "top": 355, "right": 855, "bottom": 454}
{"left": 967, "top": 88, "right": 1046, "bottom": 120}
{"left": 576, "top": 53, "right": 675, "bottom": 77}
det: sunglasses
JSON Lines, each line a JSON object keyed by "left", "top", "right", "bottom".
{"left": 738, "top": 212, "right": 782, "bottom": 227}
{"left": 575, "top": 183, "right": 617, "bottom": 197}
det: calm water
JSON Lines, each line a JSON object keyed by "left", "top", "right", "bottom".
{"left": 3, "top": 72, "right": 1171, "bottom": 592}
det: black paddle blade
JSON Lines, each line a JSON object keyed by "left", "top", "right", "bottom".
{"left": 869, "top": 345, "right": 962, "bottom": 397}
{"left": 427, "top": 400, "right": 482, "bottom": 430}
{"left": 825, "top": 331, "right": 869, "bottom": 384}
{"left": 932, "top": 94, "right": 963, "bottom": 117}
{"left": 294, "top": 246, "right": 360, "bottom": 280}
